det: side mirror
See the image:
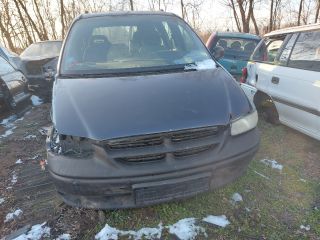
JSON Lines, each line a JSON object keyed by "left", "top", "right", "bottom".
{"left": 212, "top": 46, "right": 224, "bottom": 60}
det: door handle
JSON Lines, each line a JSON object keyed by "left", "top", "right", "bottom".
{"left": 271, "top": 76, "right": 280, "bottom": 84}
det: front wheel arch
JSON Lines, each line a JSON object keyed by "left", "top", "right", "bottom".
{"left": 253, "top": 91, "right": 280, "bottom": 124}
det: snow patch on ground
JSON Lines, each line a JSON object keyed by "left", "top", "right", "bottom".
{"left": 24, "top": 134, "right": 37, "bottom": 140}
{"left": 11, "top": 172, "right": 18, "bottom": 184}
{"left": 0, "top": 197, "right": 4, "bottom": 205}
{"left": 0, "top": 126, "right": 17, "bottom": 138}
{"left": 16, "top": 159, "right": 23, "bottom": 164}
{"left": 231, "top": 193, "right": 243, "bottom": 203}
{"left": 0, "top": 114, "right": 18, "bottom": 139}
{"left": 300, "top": 225, "right": 311, "bottom": 231}
{"left": 95, "top": 223, "right": 163, "bottom": 240}
{"left": 31, "top": 95, "right": 43, "bottom": 106}
{"left": 13, "top": 222, "right": 50, "bottom": 240}
{"left": 133, "top": 225, "right": 163, "bottom": 239}
{"left": 202, "top": 215, "right": 230, "bottom": 228}
{"left": 55, "top": 233, "right": 71, "bottom": 240}
{"left": 168, "top": 218, "right": 206, "bottom": 240}
{"left": 4, "top": 209, "right": 23, "bottom": 223}
{"left": 261, "top": 159, "right": 283, "bottom": 170}
{"left": 0, "top": 114, "right": 17, "bottom": 127}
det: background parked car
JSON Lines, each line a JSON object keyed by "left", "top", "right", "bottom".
{"left": 206, "top": 32, "right": 261, "bottom": 81}
{"left": 20, "top": 40, "right": 62, "bottom": 98}
{"left": 0, "top": 55, "right": 30, "bottom": 110}
{"left": 0, "top": 44, "right": 23, "bottom": 71}
{"left": 241, "top": 23, "right": 320, "bottom": 141}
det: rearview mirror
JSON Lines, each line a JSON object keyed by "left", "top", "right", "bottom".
{"left": 212, "top": 46, "right": 224, "bottom": 60}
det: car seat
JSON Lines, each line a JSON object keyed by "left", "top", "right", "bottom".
{"left": 131, "top": 26, "right": 162, "bottom": 56}
{"left": 84, "top": 35, "right": 111, "bottom": 62}
{"left": 217, "top": 39, "right": 227, "bottom": 49}
{"left": 230, "top": 41, "right": 242, "bottom": 51}
{"left": 244, "top": 42, "right": 256, "bottom": 53}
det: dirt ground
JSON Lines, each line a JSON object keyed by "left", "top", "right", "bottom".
{"left": 0, "top": 102, "right": 319, "bottom": 239}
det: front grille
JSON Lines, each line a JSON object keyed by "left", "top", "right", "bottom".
{"left": 105, "top": 126, "right": 223, "bottom": 164}
{"left": 171, "top": 127, "right": 219, "bottom": 142}
{"left": 108, "top": 136, "right": 163, "bottom": 149}
{"left": 173, "top": 145, "right": 213, "bottom": 158}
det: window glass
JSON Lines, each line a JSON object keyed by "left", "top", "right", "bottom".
{"left": 60, "top": 15, "right": 213, "bottom": 75}
{"left": 0, "top": 56, "right": 14, "bottom": 75}
{"left": 278, "top": 34, "right": 298, "bottom": 65}
{"left": 252, "top": 38, "right": 284, "bottom": 63}
{"left": 288, "top": 31, "right": 320, "bottom": 72}
{"left": 211, "top": 37, "right": 259, "bottom": 61}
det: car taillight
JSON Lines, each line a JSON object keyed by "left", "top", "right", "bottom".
{"left": 240, "top": 67, "right": 248, "bottom": 83}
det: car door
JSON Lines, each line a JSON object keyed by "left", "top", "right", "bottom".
{"left": 267, "top": 31, "right": 320, "bottom": 140}
{"left": 250, "top": 35, "right": 287, "bottom": 98}
{"left": 0, "top": 56, "right": 27, "bottom": 103}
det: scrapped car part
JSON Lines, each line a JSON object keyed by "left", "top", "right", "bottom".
{"left": 20, "top": 41, "right": 62, "bottom": 99}
{"left": 47, "top": 11, "right": 260, "bottom": 209}
{"left": 0, "top": 55, "right": 30, "bottom": 110}
{"left": 0, "top": 44, "right": 23, "bottom": 70}
{"left": 206, "top": 32, "right": 261, "bottom": 81}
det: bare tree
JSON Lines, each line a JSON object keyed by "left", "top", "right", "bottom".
{"left": 315, "top": 0, "right": 320, "bottom": 23}
{"left": 223, "top": 0, "right": 258, "bottom": 33}
{"left": 181, "top": 0, "right": 185, "bottom": 19}
{"left": 297, "top": 0, "right": 304, "bottom": 25}
{"left": 269, "top": 0, "right": 274, "bottom": 31}
{"left": 60, "top": 0, "right": 65, "bottom": 38}
{"left": 12, "top": 0, "right": 33, "bottom": 45}
{"left": 129, "top": 0, "right": 134, "bottom": 10}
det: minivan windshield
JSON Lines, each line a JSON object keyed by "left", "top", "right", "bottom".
{"left": 60, "top": 14, "right": 214, "bottom": 75}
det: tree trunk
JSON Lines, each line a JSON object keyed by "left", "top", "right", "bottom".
{"left": 0, "top": 17, "right": 15, "bottom": 51}
{"left": 315, "top": 0, "right": 320, "bottom": 23}
{"left": 180, "top": 0, "right": 184, "bottom": 19}
{"left": 12, "top": 0, "right": 33, "bottom": 45}
{"left": 269, "top": 0, "right": 274, "bottom": 31}
{"left": 298, "top": 0, "right": 304, "bottom": 26}
{"left": 33, "top": 0, "right": 49, "bottom": 40}
{"left": 129, "top": 0, "right": 134, "bottom": 11}
{"left": 60, "top": 0, "right": 65, "bottom": 38}
{"left": 230, "top": 0, "right": 241, "bottom": 31}
{"left": 251, "top": 11, "right": 260, "bottom": 35}
{"left": 16, "top": 0, "right": 44, "bottom": 41}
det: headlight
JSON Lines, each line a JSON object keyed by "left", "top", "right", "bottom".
{"left": 231, "top": 110, "right": 258, "bottom": 136}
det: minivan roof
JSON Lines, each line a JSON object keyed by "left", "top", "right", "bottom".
{"left": 216, "top": 32, "right": 260, "bottom": 40}
{"left": 265, "top": 23, "right": 320, "bottom": 37}
{"left": 79, "top": 11, "right": 177, "bottom": 20}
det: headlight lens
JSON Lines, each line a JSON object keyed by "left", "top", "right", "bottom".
{"left": 231, "top": 110, "right": 258, "bottom": 136}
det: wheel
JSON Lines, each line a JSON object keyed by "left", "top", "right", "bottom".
{"left": 261, "top": 102, "right": 280, "bottom": 125}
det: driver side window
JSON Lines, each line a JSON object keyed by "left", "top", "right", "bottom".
{"left": 252, "top": 38, "right": 284, "bottom": 64}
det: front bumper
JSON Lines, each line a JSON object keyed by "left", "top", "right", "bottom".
{"left": 47, "top": 128, "right": 260, "bottom": 209}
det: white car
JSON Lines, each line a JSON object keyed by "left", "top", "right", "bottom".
{"left": 240, "top": 23, "right": 320, "bottom": 141}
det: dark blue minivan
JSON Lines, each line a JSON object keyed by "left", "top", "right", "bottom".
{"left": 47, "top": 11, "right": 260, "bottom": 209}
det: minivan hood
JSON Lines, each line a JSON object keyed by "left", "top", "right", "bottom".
{"left": 52, "top": 68, "right": 251, "bottom": 140}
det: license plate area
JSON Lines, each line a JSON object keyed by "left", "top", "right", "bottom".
{"left": 133, "top": 173, "right": 210, "bottom": 206}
